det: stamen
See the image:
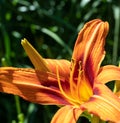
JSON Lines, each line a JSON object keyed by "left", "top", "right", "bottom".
{"left": 76, "top": 61, "right": 93, "bottom": 102}
{"left": 76, "top": 69, "right": 83, "bottom": 99}
{"left": 56, "top": 67, "right": 80, "bottom": 106}
{"left": 69, "top": 59, "right": 77, "bottom": 97}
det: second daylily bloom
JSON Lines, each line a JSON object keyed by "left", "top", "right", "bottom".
{"left": 0, "top": 19, "right": 120, "bottom": 122}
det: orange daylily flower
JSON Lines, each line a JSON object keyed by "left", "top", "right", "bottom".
{"left": 1, "top": 19, "right": 120, "bottom": 123}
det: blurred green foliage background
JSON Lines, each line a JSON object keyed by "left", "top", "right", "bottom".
{"left": 0, "top": 0, "right": 120, "bottom": 123}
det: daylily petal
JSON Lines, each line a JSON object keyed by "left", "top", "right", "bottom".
{"left": 0, "top": 67, "right": 69, "bottom": 105}
{"left": 96, "top": 65, "right": 120, "bottom": 84}
{"left": 115, "top": 91, "right": 120, "bottom": 98}
{"left": 45, "top": 59, "right": 70, "bottom": 79}
{"left": 81, "top": 84, "right": 120, "bottom": 122}
{"left": 51, "top": 105, "right": 82, "bottom": 123}
{"left": 72, "top": 19, "right": 109, "bottom": 85}
{"left": 21, "top": 39, "right": 70, "bottom": 79}
{"left": 21, "top": 38, "right": 50, "bottom": 71}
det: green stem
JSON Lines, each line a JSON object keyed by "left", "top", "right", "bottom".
{"left": 14, "top": 96, "right": 21, "bottom": 115}
{"left": 91, "top": 115, "right": 100, "bottom": 123}
{"left": 91, "top": 115, "right": 106, "bottom": 123}
{"left": 1, "top": 24, "right": 11, "bottom": 65}
{"left": 112, "top": 6, "right": 120, "bottom": 64}
{"left": 14, "top": 96, "right": 24, "bottom": 123}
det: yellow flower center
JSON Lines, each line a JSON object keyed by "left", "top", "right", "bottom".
{"left": 57, "top": 59, "right": 93, "bottom": 107}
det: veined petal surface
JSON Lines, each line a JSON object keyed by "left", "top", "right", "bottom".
{"left": 81, "top": 84, "right": 120, "bottom": 122}
{"left": 72, "top": 19, "right": 109, "bottom": 86}
{"left": 45, "top": 59, "right": 70, "bottom": 79}
{"left": 72, "top": 19, "right": 108, "bottom": 73}
{"left": 51, "top": 105, "right": 82, "bottom": 123}
{"left": 21, "top": 39, "right": 70, "bottom": 79}
{"left": 96, "top": 65, "right": 120, "bottom": 84}
{"left": 0, "top": 67, "right": 69, "bottom": 105}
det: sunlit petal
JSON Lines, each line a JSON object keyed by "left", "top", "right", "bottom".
{"left": 96, "top": 65, "right": 120, "bottom": 84}
{"left": 21, "top": 39, "right": 70, "bottom": 78}
{"left": 71, "top": 19, "right": 109, "bottom": 88}
{"left": 45, "top": 59, "right": 70, "bottom": 79}
{"left": 51, "top": 105, "right": 82, "bottom": 123}
{"left": 72, "top": 19, "right": 109, "bottom": 75}
{"left": 81, "top": 84, "right": 120, "bottom": 122}
{"left": 0, "top": 67, "right": 69, "bottom": 105}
